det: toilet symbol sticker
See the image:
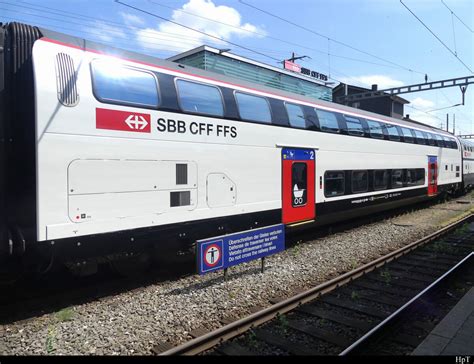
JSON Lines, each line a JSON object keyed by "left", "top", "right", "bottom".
{"left": 293, "top": 184, "right": 305, "bottom": 206}
{"left": 201, "top": 240, "right": 224, "bottom": 272}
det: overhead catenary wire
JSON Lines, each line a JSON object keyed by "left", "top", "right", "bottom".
{"left": 0, "top": 0, "right": 428, "bottom": 86}
{"left": 0, "top": 0, "right": 426, "bottom": 74}
{"left": 114, "top": 0, "right": 282, "bottom": 63}
{"left": 147, "top": 0, "right": 416, "bottom": 73}
{"left": 441, "top": 0, "right": 473, "bottom": 33}
{"left": 237, "top": 0, "right": 425, "bottom": 75}
{"left": 400, "top": 0, "right": 473, "bottom": 74}
{"left": 0, "top": 5, "right": 354, "bottom": 86}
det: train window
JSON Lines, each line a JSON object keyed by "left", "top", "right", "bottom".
{"left": 292, "top": 163, "right": 307, "bottom": 207}
{"left": 366, "top": 120, "right": 384, "bottom": 139}
{"left": 352, "top": 170, "right": 368, "bottom": 193}
{"left": 414, "top": 130, "right": 426, "bottom": 145}
{"left": 176, "top": 79, "right": 224, "bottom": 117}
{"left": 374, "top": 170, "right": 389, "bottom": 190}
{"left": 449, "top": 138, "right": 458, "bottom": 149}
{"left": 315, "top": 109, "right": 339, "bottom": 133}
{"left": 285, "top": 103, "right": 306, "bottom": 129}
{"left": 391, "top": 169, "right": 404, "bottom": 188}
{"left": 385, "top": 124, "right": 400, "bottom": 141}
{"left": 400, "top": 127, "right": 414, "bottom": 143}
{"left": 344, "top": 115, "right": 364, "bottom": 136}
{"left": 442, "top": 136, "right": 451, "bottom": 149}
{"left": 434, "top": 134, "right": 444, "bottom": 147}
{"left": 426, "top": 133, "right": 436, "bottom": 146}
{"left": 415, "top": 169, "right": 425, "bottom": 185}
{"left": 324, "top": 171, "right": 345, "bottom": 197}
{"left": 91, "top": 60, "right": 159, "bottom": 108}
{"left": 235, "top": 92, "right": 271, "bottom": 123}
{"left": 407, "top": 169, "right": 425, "bottom": 186}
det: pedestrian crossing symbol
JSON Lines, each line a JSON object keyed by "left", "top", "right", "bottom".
{"left": 201, "top": 240, "right": 223, "bottom": 272}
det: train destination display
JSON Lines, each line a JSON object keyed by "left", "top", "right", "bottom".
{"left": 197, "top": 224, "right": 285, "bottom": 275}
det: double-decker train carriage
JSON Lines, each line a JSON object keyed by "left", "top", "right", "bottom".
{"left": 460, "top": 139, "right": 474, "bottom": 190}
{"left": 0, "top": 22, "right": 467, "bottom": 277}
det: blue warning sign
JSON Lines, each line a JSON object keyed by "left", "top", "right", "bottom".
{"left": 197, "top": 224, "right": 285, "bottom": 275}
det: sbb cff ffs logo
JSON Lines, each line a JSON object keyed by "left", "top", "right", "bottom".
{"left": 96, "top": 108, "right": 151, "bottom": 133}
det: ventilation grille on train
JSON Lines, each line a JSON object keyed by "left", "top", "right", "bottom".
{"left": 176, "top": 164, "right": 188, "bottom": 185}
{"left": 55, "top": 53, "right": 79, "bottom": 107}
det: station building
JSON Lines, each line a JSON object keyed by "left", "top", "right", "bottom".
{"left": 332, "top": 83, "right": 410, "bottom": 119}
{"left": 169, "top": 45, "right": 412, "bottom": 121}
{"left": 168, "top": 45, "right": 333, "bottom": 102}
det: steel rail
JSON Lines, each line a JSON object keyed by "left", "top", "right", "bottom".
{"left": 158, "top": 213, "right": 473, "bottom": 356}
{"left": 339, "top": 251, "right": 474, "bottom": 355}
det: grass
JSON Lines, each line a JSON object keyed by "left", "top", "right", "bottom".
{"left": 276, "top": 313, "right": 289, "bottom": 334}
{"left": 351, "top": 290, "right": 360, "bottom": 300}
{"left": 291, "top": 241, "right": 303, "bottom": 257}
{"left": 380, "top": 269, "right": 391, "bottom": 284}
{"left": 56, "top": 307, "right": 74, "bottom": 322}
{"left": 247, "top": 329, "right": 259, "bottom": 349}
{"left": 427, "top": 241, "right": 458, "bottom": 254}
{"left": 350, "top": 259, "right": 358, "bottom": 270}
{"left": 45, "top": 326, "right": 56, "bottom": 354}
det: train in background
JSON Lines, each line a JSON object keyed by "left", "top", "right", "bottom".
{"left": 0, "top": 22, "right": 472, "bottom": 279}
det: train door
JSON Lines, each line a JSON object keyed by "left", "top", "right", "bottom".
{"left": 281, "top": 148, "right": 315, "bottom": 224}
{"left": 428, "top": 156, "right": 438, "bottom": 196}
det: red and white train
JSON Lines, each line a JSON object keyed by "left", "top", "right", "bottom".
{"left": 0, "top": 22, "right": 471, "bottom": 277}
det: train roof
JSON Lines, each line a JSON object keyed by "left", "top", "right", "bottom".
{"left": 10, "top": 21, "right": 457, "bottom": 140}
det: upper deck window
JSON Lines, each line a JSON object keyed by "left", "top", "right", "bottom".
{"left": 315, "top": 109, "right": 339, "bottom": 133}
{"left": 442, "top": 136, "right": 451, "bottom": 149}
{"left": 434, "top": 134, "right": 444, "bottom": 147}
{"left": 344, "top": 115, "right": 364, "bottom": 136}
{"left": 401, "top": 127, "right": 414, "bottom": 143}
{"left": 285, "top": 103, "right": 306, "bottom": 129}
{"left": 426, "top": 133, "right": 436, "bottom": 146}
{"left": 176, "top": 79, "right": 224, "bottom": 116}
{"left": 235, "top": 92, "right": 271, "bottom": 123}
{"left": 91, "top": 60, "right": 159, "bottom": 108}
{"left": 414, "top": 130, "right": 426, "bottom": 145}
{"left": 385, "top": 124, "right": 400, "bottom": 141}
{"left": 366, "top": 120, "right": 384, "bottom": 139}
{"left": 450, "top": 138, "right": 458, "bottom": 149}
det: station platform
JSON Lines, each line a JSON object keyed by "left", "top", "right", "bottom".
{"left": 412, "top": 287, "right": 474, "bottom": 355}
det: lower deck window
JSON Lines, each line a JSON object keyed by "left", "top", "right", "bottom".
{"left": 407, "top": 168, "right": 425, "bottom": 186}
{"left": 352, "top": 170, "right": 368, "bottom": 193}
{"left": 374, "top": 170, "right": 389, "bottom": 190}
{"left": 324, "top": 171, "right": 345, "bottom": 197}
{"left": 392, "top": 169, "right": 404, "bottom": 188}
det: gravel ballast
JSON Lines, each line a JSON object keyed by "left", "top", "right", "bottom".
{"left": 1, "top": 196, "right": 473, "bottom": 355}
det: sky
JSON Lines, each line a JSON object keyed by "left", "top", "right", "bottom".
{"left": 1, "top": 0, "right": 473, "bottom": 134}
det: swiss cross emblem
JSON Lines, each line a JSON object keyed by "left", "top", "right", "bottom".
{"left": 125, "top": 114, "right": 148, "bottom": 130}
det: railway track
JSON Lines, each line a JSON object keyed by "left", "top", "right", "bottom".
{"left": 155, "top": 213, "right": 474, "bottom": 356}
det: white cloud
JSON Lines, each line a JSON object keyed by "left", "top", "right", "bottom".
{"left": 342, "top": 75, "right": 404, "bottom": 90}
{"left": 121, "top": 12, "right": 146, "bottom": 27}
{"left": 91, "top": 21, "right": 127, "bottom": 43}
{"left": 134, "top": 0, "right": 266, "bottom": 53}
{"left": 406, "top": 111, "right": 441, "bottom": 128}
{"left": 410, "top": 97, "right": 435, "bottom": 110}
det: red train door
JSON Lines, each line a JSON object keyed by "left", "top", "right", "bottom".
{"left": 428, "top": 156, "right": 438, "bottom": 196}
{"left": 282, "top": 148, "right": 315, "bottom": 224}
